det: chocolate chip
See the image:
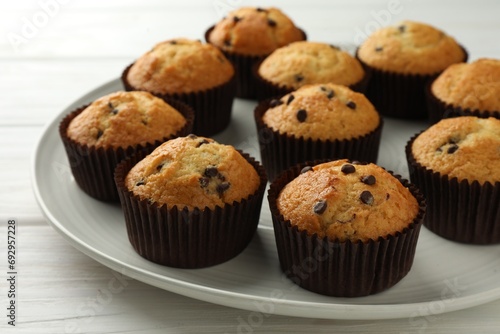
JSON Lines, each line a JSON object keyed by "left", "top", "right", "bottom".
{"left": 386, "top": 193, "right": 390, "bottom": 200}
{"left": 296, "top": 109, "right": 307, "bottom": 122}
{"left": 286, "top": 94, "right": 295, "bottom": 105}
{"left": 360, "top": 191, "right": 374, "bottom": 205}
{"left": 352, "top": 160, "right": 367, "bottom": 165}
{"left": 233, "top": 16, "right": 241, "bottom": 23}
{"left": 267, "top": 18, "right": 277, "bottom": 27}
{"left": 108, "top": 102, "right": 114, "bottom": 109}
{"left": 398, "top": 25, "right": 406, "bottom": 33}
{"left": 361, "top": 175, "right": 376, "bottom": 185}
{"left": 256, "top": 7, "right": 267, "bottom": 12}
{"left": 375, "top": 46, "right": 383, "bottom": 52}
{"left": 188, "top": 134, "right": 198, "bottom": 139}
{"left": 170, "top": 40, "right": 177, "bottom": 45}
{"left": 341, "top": 164, "right": 356, "bottom": 174}
{"left": 269, "top": 99, "right": 283, "bottom": 107}
{"left": 96, "top": 129, "right": 103, "bottom": 139}
{"left": 313, "top": 200, "right": 327, "bottom": 215}
{"left": 111, "top": 109, "right": 119, "bottom": 115}
{"left": 329, "top": 44, "right": 340, "bottom": 50}
{"left": 135, "top": 179, "right": 145, "bottom": 186}
{"left": 447, "top": 144, "right": 459, "bottom": 154}
{"left": 217, "top": 173, "right": 226, "bottom": 182}
{"left": 204, "top": 166, "right": 219, "bottom": 178}
{"left": 294, "top": 74, "right": 304, "bottom": 82}
{"left": 301, "top": 166, "right": 313, "bottom": 174}
{"left": 199, "top": 177, "right": 209, "bottom": 188}
{"left": 216, "top": 182, "right": 230, "bottom": 194}
{"left": 197, "top": 139, "right": 210, "bottom": 147}
{"left": 346, "top": 101, "right": 357, "bottom": 109}
{"left": 156, "top": 163, "right": 164, "bottom": 171}
{"left": 224, "top": 39, "right": 231, "bottom": 47}
{"left": 320, "top": 86, "right": 335, "bottom": 99}
{"left": 142, "top": 119, "right": 148, "bottom": 125}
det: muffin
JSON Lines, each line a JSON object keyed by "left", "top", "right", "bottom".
{"left": 59, "top": 91, "right": 194, "bottom": 202}
{"left": 122, "top": 38, "right": 235, "bottom": 136}
{"left": 205, "top": 6, "right": 306, "bottom": 98}
{"left": 406, "top": 116, "right": 500, "bottom": 243}
{"left": 427, "top": 58, "right": 500, "bottom": 123}
{"left": 268, "top": 159, "right": 425, "bottom": 297}
{"left": 254, "top": 83, "right": 382, "bottom": 180}
{"left": 255, "top": 41, "right": 368, "bottom": 101}
{"left": 114, "top": 135, "right": 267, "bottom": 268}
{"left": 357, "top": 20, "right": 467, "bottom": 119}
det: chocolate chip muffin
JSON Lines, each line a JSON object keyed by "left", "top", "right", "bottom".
{"left": 60, "top": 91, "right": 194, "bottom": 202}
{"left": 357, "top": 20, "right": 467, "bottom": 119}
{"left": 122, "top": 38, "right": 235, "bottom": 136}
{"left": 255, "top": 83, "right": 382, "bottom": 180}
{"left": 125, "top": 136, "right": 261, "bottom": 210}
{"left": 428, "top": 58, "right": 500, "bottom": 123}
{"left": 115, "top": 135, "right": 267, "bottom": 268}
{"left": 206, "top": 7, "right": 306, "bottom": 98}
{"left": 255, "top": 41, "right": 367, "bottom": 100}
{"left": 406, "top": 116, "right": 500, "bottom": 243}
{"left": 67, "top": 91, "right": 187, "bottom": 149}
{"left": 268, "top": 159, "right": 425, "bottom": 296}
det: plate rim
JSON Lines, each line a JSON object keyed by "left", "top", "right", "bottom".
{"left": 30, "top": 77, "right": 500, "bottom": 320}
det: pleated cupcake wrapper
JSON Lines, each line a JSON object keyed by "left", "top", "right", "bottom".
{"left": 122, "top": 64, "right": 236, "bottom": 137}
{"left": 406, "top": 134, "right": 500, "bottom": 244}
{"left": 254, "top": 98, "right": 383, "bottom": 181}
{"left": 59, "top": 100, "right": 195, "bottom": 202}
{"left": 356, "top": 46, "right": 468, "bottom": 120}
{"left": 425, "top": 82, "right": 500, "bottom": 124}
{"left": 205, "top": 26, "right": 307, "bottom": 99}
{"left": 267, "top": 160, "right": 425, "bottom": 297}
{"left": 114, "top": 150, "right": 268, "bottom": 268}
{"left": 252, "top": 60, "right": 371, "bottom": 102}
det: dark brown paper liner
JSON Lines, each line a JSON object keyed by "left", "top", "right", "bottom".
{"left": 254, "top": 98, "right": 383, "bottom": 181}
{"left": 204, "top": 26, "right": 307, "bottom": 99}
{"left": 59, "top": 99, "right": 194, "bottom": 202}
{"left": 426, "top": 82, "right": 500, "bottom": 124}
{"left": 267, "top": 160, "right": 425, "bottom": 297}
{"left": 114, "top": 150, "right": 268, "bottom": 268}
{"left": 252, "top": 57, "right": 371, "bottom": 102}
{"left": 121, "top": 64, "right": 235, "bottom": 136}
{"left": 356, "top": 46, "right": 468, "bottom": 120}
{"left": 406, "top": 134, "right": 500, "bottom": 244}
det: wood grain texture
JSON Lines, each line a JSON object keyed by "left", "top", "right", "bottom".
{"left": 1, "top": 0, "right": 500, "bottom": 332}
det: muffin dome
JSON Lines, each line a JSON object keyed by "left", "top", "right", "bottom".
{"left": 357, "top": 20, "right": 465, "bottom": 75}
{"left": 411, "top": 116, "right": 500, "bottom": 184}
{"left": 431, "top": 58, "right": 500, "bottom": 112}
{"left": 125, "top": 135, "right": 261, "bottom": 209}
{"left": 66, "top": 91, "right": 187, "bottom": 148}
{"left": 126, "top": 38, "right": 234, "bottom": 94}
{"left": 258, "top": 41, "right": 365, "bottom": 89}
{"left": 208, "top": 7, "right": 304, "bottom": 56}
{"left": 277, "top": 160, "right": 419, "bottom": 242}
{"left": 262, "top": 83, "right": 379, "bottom": 140}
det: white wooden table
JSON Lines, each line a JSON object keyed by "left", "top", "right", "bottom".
{"left": 1, "top": 1, "right": 500, "bottom": 333}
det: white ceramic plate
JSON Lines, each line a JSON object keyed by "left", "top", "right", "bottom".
{"left": 32, "top": 79, "right": 500, "bottom": 320}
